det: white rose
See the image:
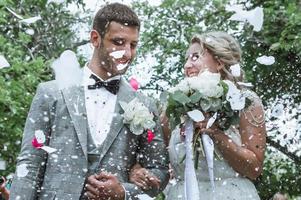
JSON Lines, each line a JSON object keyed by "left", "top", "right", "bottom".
{"left": 188, "top": 71, "right": 223, "bottom": 98}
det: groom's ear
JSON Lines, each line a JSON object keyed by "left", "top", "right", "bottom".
{"left": 90, "top": 30, "right": 101, "bottom": 48}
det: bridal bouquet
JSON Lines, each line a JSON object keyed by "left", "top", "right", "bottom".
{"left": 166, "top": 70, "right": 250, "bottom": 131}
{"left": 166, "top": 70, "right": 250, "bottom": 199}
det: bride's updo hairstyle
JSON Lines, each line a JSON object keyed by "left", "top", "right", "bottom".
{"left": 191, "top": 31, "right": 244, "bottom": 82}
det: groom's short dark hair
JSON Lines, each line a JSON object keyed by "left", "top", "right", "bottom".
{"left": 93, "top": 3, "right": 140, "bottom": 38}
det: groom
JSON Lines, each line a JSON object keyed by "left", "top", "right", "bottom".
{"left": 9, "top": 3, "right": 169, "bottom": 200}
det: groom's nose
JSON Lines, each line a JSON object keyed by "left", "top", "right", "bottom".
{"left": 123, "top": 44, "right": 136, "bottom": 61}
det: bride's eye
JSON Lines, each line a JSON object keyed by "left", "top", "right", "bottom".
{"left": 191, "top": 53, "right": 200, "bottom": 61}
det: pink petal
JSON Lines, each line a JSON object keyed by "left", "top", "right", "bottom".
{"left": 147, "top": 130, "right": 155, "bottom": 143}
{"left": 32, "top": 137, "right": 43, "bottom": 148}
{"left": 129, "top": 77, "right": 139, "bottom": 91}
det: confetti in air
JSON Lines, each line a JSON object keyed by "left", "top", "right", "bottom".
{"left": 0, "top": 55, "right": 10, "bottom": 69}
{"left": 256, "top": 55, "right": 275, "bottom": 65}
{"left": 226, "top": 5, "right": 264, "bottom": 32}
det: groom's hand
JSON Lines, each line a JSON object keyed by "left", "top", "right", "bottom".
{"left": 85, "top": 172, "right": 125, "bottom": 200}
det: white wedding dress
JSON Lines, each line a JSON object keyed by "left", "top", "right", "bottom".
{"left": 165, "top": 126, "right": 261, "bottom": 200}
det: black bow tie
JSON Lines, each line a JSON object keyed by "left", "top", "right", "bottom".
{"left": 88, "top": 74, "right": 120, "bottom": 95}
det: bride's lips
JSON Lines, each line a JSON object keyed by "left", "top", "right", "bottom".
{"left": 187, "top": 70, "right": 199, "bottom": 77}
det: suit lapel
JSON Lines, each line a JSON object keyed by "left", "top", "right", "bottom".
{"left": 98, "top": 78, "right": 136, "bottom": 163}
{"left": 62, "top": 85, "right": 88, "bottom": 160}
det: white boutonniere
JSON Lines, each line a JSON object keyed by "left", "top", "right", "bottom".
{"left": 119, "top": 98, "right": 156, "bottom": 139}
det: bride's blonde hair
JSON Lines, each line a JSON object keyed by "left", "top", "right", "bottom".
{"left": 191, "top": 31, "right": 244, "bottom": 82}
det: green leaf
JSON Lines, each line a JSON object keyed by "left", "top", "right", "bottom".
{"left": 190, "top": 90, "right": 202, "bottom": 104}
{"left": 171, "top": 90, "right": 191, "bottom": 105}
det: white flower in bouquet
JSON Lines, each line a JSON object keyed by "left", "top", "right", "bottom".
{"left": 188, "top": 70, "right": 224, "bottom": 98}
{"left": 120, "top": 98, "right": 156, "bottom": 135}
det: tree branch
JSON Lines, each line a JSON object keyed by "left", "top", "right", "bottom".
{"left": 266, "top": 136, "right": 301, "bottom": 164}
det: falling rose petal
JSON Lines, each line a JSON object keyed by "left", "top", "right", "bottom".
{"left": 25, "top": 29, "right": 35, "bottom": 35}
{"left": 0, "top": 55, "right": 10, "bottom": 69}
{"left": 20, "top": 15, "right": 42, "bottom": 24}
{"left": 271, "top": 104, "right": 284, "bottom": 118}
{"left": 129, "top": 77, "right": 139, "bottom": 91}
{"left": 34, "top": 130, "right": 46, "bottom": 144}
{"left": 109, "top": 50, "right": 125, "bottom": 59}
{"left": 206, "top": 113, "right": 217, "bottom": 129}
{"left": 237, "top": 82, "right": 253, "bottom": 87}
{"left": 147, "top": 130, "right": 155, "bottom": 143}
{"left": 187, "top": 109, "right": 205, "bottom": 122}
{"left": 16, "top": 163, "right": 29, "bottom": 177}
{"left": 32, "top": 137, "right": 43, "bottom": 148}
{"left": 116, "top": 63, "right": 129, "bottom": 71}
{"left": 256, "top": 55, "right": 275, "bottom": 65}
{"left": 40, "top": 146, "right": 57, "bottom": 154}
{"left": 230, "top": 64, "right": 241, "bottom": 77}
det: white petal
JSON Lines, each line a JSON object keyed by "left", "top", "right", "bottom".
{"left": 0, "top": 55, "right": 10, "bottom": 69}
{"left": 237, "top": 82, "right": 253, "bottom": 87}
{"left": 34, "top": 130, "right": 46, "bottom": 143}
{"left": 230, "top": 64, "right": 241, "bottom": 77}
{"left": 256, "top": 55, "right": 275, "bottom": 65}
{"left": 109, "top": 50, "right": 125, "bottom": 59}
{"left": 25, "top": 29, "right": 35, "bottom": 35}
{"left": 116, "top": 62, "right": 129, "bottom": 71}
{"left": 229, "top": 12, "right": 246, "bottom": 22}
{"left": 47, "top": 0, "right": 65, "bottom": 4}
{"left": 20, "top": 15, "right": 41, "bottom": 24}
{"left": 51, "top": 50, "right": 82, "bottom": 89}
{"left": 0, "top": 160, "right": 6, "bottom": 170}
{"left": 227, "top": 5, "right": 264, "bottom": 32}
{"left": 40, "top": 146, "right": 57, "bottom": 154}
{"left": 206, "top": 113, "right": 217, "bottom": 129}
{"left": 16, "top": 163, "right": 29, "bottom": 177}
{"left": 246, "top": 7, "right": 264, "bottom": 32}
{"left": 229, "top": 94, "right": 246, "bottom": 110}
{"left": 187, "top": 109, "right": 205, "bottom": 122}
{"left": 137, "top": 194, "right": 154, "bottom": 200}
{"left": 6, "top": 7, "right": 24, "bottom": 19}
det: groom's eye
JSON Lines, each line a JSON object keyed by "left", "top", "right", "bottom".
{"left": 112, "top": 38, "right": 125, "bottom": 46}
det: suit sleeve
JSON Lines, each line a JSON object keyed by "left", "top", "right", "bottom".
{"left": 9, "top": 83, "right": 54, "bottom": 199}
{"left": 122, "top": 97, "right": 170, "bottom": 199}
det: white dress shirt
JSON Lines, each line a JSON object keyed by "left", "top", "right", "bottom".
{"left": 82, "top": 66, "right": 120, "bottom": 147}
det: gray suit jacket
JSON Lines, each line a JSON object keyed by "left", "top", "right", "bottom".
{"left": 10, "top": 78, "right": 169, "bottom": 200}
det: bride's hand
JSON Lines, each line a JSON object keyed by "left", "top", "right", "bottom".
{"left": 129, "top": 164, "right": 161, "bottom": 190}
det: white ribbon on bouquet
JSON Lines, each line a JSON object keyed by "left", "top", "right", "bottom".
{"left": 184, "top": 118, "right": 200, "bottom": 200}
{"left": 184, "top": 112, "right": 218, "bottom": 199}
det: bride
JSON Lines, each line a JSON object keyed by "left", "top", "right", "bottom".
{"left": 130, "top": 31, "right": 266, "bottom": 200}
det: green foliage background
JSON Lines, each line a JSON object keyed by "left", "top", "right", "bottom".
{"left": 0, "top": 0, "right": 300, "bottom": 199}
